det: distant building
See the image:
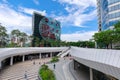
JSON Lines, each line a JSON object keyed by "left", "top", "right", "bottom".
{"left": 32, "top": 12, "right": 61, "bottom": 47}
{"left": 9, "top": 35, "right": 31, "bottom": 47}
{"left": 11, "top": 36, "right": 19, "bottom": 44}
{"left": 97, "top": 0, "right": 120, "bottom": 31}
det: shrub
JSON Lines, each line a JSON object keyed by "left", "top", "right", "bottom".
{"left": 39, "top": 64, "right": 56, "bottom": 80}
{"left": 50, "top": 56, "right": 59, "bottom": 63}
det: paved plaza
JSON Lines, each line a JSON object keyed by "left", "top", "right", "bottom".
{"left": 0, "top": 57, "right": 89, "bottom": 80}
{"left": 0, "top": 58, "right": 51, "bottom": 80}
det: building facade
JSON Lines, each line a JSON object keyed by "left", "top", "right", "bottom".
{"left": 32, "top": 12, "right": 61, "bottom": 47}
{"left": 97, "top": 0, "right": 120, "bottom": 31}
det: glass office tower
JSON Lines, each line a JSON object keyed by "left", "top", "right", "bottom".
{"left": 97, "top": 0, "right": 120, "bottom": 31}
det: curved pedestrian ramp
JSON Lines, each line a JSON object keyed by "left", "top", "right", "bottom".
{"left": 70, "top": 47, "right": 120, "bottom": 80}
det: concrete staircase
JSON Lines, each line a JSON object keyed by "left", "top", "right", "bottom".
{"left": 0, "top": 58, "right": 51, "bottom": 80}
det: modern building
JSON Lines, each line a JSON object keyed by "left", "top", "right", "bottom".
{"left": 32, "top": 12, "right": 61, "bottom": 47}
{"left": 97, "top": 0, "right": 120, "bottom": 31}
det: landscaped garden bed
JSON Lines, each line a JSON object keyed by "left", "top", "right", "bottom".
{"left": 39, "top": 64, "right": 56, "bottom": 80}
{"left": 50, "top": 56, "right": 59, "bottom": 63}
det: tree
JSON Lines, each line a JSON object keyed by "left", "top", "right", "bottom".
{"left": 86, "top": 41, "right": 95, "bottom": 48}
{"left": 103, "top": 30, "right": 114, "bottom": 49}
{"left": 114, "top": 21, "right": 120, "bottom": 29}
{"left": 60, "top": 41, "right": 67, "bottom": 46}
{"left": 11, "top": 29, "right": 20, "bottom": 46}
{"left": 28, "top": 35, "right": 33, "bottom": 47}
{"left": 0, "top": 24, "right": 8, "bottom": 47}
{"left": 93, "top": 21, "right": 120, "bottom": 49}
{"left": 59, "top": 40, "right": 95, "bottom": 48}
{"left": 20, "top": 32, "right": 28, "bottom": 46}
{"left": 114, "top": 21, "right": 120, "bottom": 43}
{"left": 93, "top": 30, "right": 115, "bottom": 49}
{"left": 7, "top": 42, "right": 17, "bottom": 47}
{"left": 35, "top": 37, "right": 41, "bottom": 47}
{"left": 11, "top": 29, "right": 21, "bottom": 37}
{"left": 11, "top": 30, "right": 28, "bottom": 47}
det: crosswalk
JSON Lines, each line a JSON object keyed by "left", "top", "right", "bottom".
{"left": 0, "top": 58, "right": 51, "bottom": 80}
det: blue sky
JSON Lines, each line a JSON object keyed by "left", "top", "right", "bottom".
{"left": 0, "top": 0, "right": 98, "bottom": 42}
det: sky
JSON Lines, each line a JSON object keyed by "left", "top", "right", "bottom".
{"left": 0, "top": 0, "right": 98, "bottom": 42}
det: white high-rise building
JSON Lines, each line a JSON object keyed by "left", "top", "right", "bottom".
{"left": 97, "top": 0, "right": 120, "bottom": 31}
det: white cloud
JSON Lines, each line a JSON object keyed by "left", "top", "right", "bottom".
{"left": 0, "top": 4, "right": 32, "bottom": 34}
{"left": 61, "top": 31, "right": 97, "bottom": 42}
{"left": 33, "top": 0, "right": 39, "bottom": 5}
{"left": 55, "top": 9, "right": 97, "bottom": 27}
{"left": 19, "top": 7, "right": 46, "bottom": 16}
{"left": 52, "top": 0, "right": 97, "bottom": 27}
{"left": 58, "top": 0, "right": 96, "bottom": 7}
{"left": 65, "top": 6, "right": 78, "bottom": 13}
{"left": 0, "top": 3, "right": 47, "bottom": 35}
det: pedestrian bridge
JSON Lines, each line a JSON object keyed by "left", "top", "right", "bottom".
{"left": 70, "top": 47, "right": 120, "bottom": 80}
{"left": 0, "top": 47, "right": 120, "bottom": 80}
{"left": 0, "top": 47, "right": 68, "bottom": 69}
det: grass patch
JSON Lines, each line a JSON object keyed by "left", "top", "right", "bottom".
{"left": 39, "top": 65, "right": 56, "bottom": 80}
{"left": 50, "top": 56, "right": 59, "bottom": 63}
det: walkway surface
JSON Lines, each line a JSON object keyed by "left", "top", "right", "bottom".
{"left": 47, "top": 57, "right": 89, "bottom": 80}
{"left": 0, "top": 58, "right": 51, "bottom": 80}
{"left": 47, "top": 58, "right": 75, "bottom": 80}
{"left": 0, "top": 57, "right": 89, "bottom": 80}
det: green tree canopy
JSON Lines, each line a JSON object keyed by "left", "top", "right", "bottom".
{"left": 114, "top": 21, "right": 120, "bottom": 43}
{"left": 93, "top": 30, "right": 114, "bottom": 49}
{"left": 11, "top": 29, "right": 21, "bottom": 37}
{"left": 93, "top": 21, "right": 120, "bottom": 49}
{"left": 114, "top": 21, "right": 120, "bottom": 29}
{"left": 20, "top": 32, "right": 27, "bottom": 42}
{"left": 11, "top": 29, "right": 28, "bottom": 47}
{"left": 0, "top": 24, "right": 8, "bottom": 47}
{"left": 60, "top": 40, "right": 95, "bottom": 48}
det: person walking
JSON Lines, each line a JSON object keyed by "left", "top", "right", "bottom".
{"left": 39, "top": 62, "right": 41, "bottom": 65}
{"left": 24, "top": 71, "right": 28, "bottom": 80}
{"left": 33, "top": 61, "right": 35, "bottom": 65}
{"left": 53, "top": 63, "right": 56, "bottom": 69}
